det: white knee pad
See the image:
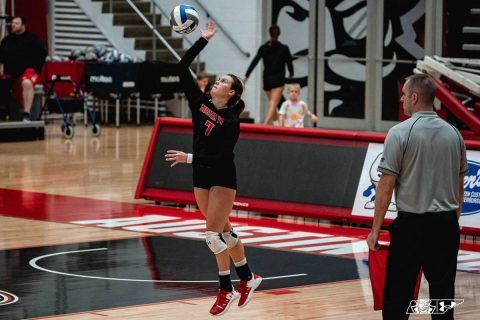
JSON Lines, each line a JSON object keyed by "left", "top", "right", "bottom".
{"left": 205, "top": 231, "right": 228, "bottom": 254}
{"left": 222, "top": 229, "right": 239, "bottom": 249}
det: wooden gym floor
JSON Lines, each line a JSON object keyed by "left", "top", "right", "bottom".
{"left": 0, "top": 124, "right": 479, "bottom": 319}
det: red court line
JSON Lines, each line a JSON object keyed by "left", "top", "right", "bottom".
{"left": 1, "top": 188, "right": 479, "bottom": 256}
{"left": 0, "top": 188, "right": 369, "bottom": 238}
{"left": 0, "top": 188, "right": 190, "bottom": 223}
{"left": 263, "top": 289, "right": 300, "bottom": 295}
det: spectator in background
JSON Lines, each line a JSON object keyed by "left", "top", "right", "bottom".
{"left": 0, "top": 16, "right": 46, "bottom": 121}
{"left": 278, "top": 83, "right": 317, "bottom": 128}
{"left": 244, "top": 24, "right": 293, "bottom": 125}
{"left": 196, "top": 72, "right": 211, "bottom": 95}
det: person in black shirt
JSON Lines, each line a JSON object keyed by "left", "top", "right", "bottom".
{"left": 244, "top": 24, "right": 294, "bottom": 125}
{"left": 0, "top": 16, "right": 46, "bottom": 121}
{"left": 165, "top": 22, "right": 262, "bottom": 316}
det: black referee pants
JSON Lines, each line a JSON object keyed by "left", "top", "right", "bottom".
{"left": 382, "top": 210, "right": 460, "bottom": 320}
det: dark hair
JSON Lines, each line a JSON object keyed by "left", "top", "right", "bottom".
{"left": 196, "top": 72, "right": 209, "bottom": 81}
{"left": 405, "top": 73, "right": 436, "bottom": 104}
{"left": 197, "top": 73, "right": 211, "bottom": 94}
{"left": 12, "top": 16, "right": 26, "bottom": 25}
{"left": 227, "top": 74, "right": 245, "bottom": 116}
{"left": 269, "top": 24, "right": 280, "bottom": 41}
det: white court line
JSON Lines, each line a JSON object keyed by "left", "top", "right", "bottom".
{"left": 241, "top": 232, "right": 321, "bottom": 244}
{"left": 0, "top": 290, "right": 19, "bottom": 306}
{"left": 263, "top": 236, "right": 353, "bottom": 248}
{"left": 29, "top": 248, "right": 308, "bottom": 283}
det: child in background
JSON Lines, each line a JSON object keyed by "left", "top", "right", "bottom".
{"left": 278, "top": 83, "right": 317, "bottom": 128}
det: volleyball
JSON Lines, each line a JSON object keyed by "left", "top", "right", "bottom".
{"left": 169, "top": 4, "right": 199, "bottom": 34}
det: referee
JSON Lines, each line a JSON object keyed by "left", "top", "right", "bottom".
{"left": 367, "top": 73, "right": 468, "bottom": 320}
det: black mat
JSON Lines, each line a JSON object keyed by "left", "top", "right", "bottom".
{"left": 0, "top": 235, "right": 367, "bottom": 319}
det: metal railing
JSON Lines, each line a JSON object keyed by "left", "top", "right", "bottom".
{"left": 125, "top": 0, "right": 180, "bottom": 61}
{"left": 194, "top": 0, "right": 250, "bottom": 58}
{"left": 150, "top": 1, "right": 193, "bottom": 46}
{"left": 125, "top": 0, "right": 196, "bottom": 77}
{"left": 149, "top": 0, "right": 198, "bottom": 73}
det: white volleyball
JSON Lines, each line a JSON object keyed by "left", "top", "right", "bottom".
{"left": 169, "top": 4, "right": 199, "bottom": 34}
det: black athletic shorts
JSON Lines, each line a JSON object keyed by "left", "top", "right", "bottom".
{"left": 263, "top": 75, "right": 285, "bottom": 91}
{"left": 193, "top": 163, "right": 237, "bottom": 190}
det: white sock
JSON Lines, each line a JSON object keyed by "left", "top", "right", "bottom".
{"left": 234, "top": 258, "right": 247, "bottom": 267}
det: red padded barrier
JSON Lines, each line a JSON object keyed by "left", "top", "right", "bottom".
{"left": 433, "top": 77, "right": 480, "bottom": 135}
{"left": 136, "top": 117, "right": 480, "bottom": 235}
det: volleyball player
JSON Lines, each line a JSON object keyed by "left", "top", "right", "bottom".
{"left": 244, "top": 24, "right": 294, "bottom": 125}
{"left": 165, "top": 22, "right": 262, "bottom": 316}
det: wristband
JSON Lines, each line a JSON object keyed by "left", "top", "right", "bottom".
{"left": 187, "top": 153, "right": 193, "bottom": 164}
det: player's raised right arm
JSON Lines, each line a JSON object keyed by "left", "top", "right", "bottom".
{"left": 179, "top": 22, "right": 216, "bottom": 68}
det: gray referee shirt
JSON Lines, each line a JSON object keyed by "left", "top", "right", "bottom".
{"left": 378, "top": 111, "right": 468, "bottom": 213}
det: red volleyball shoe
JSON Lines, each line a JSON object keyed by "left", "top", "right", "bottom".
{"left": 238, "top": 273, "right": 262, "bottom": 308}
{"left": 209, "top": 288, "right": 240, "bottom": 316}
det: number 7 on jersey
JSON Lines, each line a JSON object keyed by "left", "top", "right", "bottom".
{"left": 204, "top": 120, "right": 215, "bottom": 136}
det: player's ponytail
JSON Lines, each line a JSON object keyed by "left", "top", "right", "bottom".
{"left": 231, "top": 99, "right": 245, "bottom": 116}
{"left": 227, "top": 74, "right": 245, "bottom": 116}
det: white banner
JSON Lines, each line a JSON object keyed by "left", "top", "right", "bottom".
{"left": 352, "top": 143, "right": 480, "bottom": 230}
